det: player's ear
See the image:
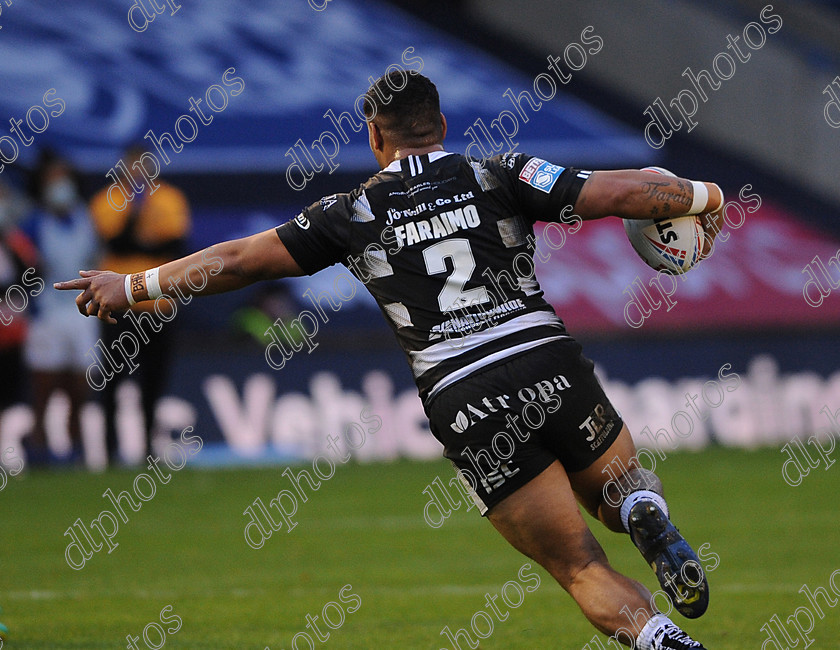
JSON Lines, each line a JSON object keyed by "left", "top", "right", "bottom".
{"left": 439, "top": 112, "right": 447, "bottom": 141}
{"left": 368, "top": 120, "right": 384, "bottom": 153}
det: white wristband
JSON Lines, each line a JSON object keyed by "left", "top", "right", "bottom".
{"left": 145, "top": 267, "right": 162, "bottom": 300}
{"left": 689, "top": 180, "right": 709, "bottom": 215}
{"left": 124, "top": 274, "right": 136, "bottom": 306}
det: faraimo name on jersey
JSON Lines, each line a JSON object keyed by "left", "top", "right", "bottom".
{"left": 383, "top": 203, "right": 481, "bottom": 250}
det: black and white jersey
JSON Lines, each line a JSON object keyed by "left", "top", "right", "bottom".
{"left": 276, "top": 151, "right": 590, "bottom": 403}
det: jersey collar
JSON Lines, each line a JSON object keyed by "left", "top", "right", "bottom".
{"left": 382, "top": 150, "right": 455, "bottom": 172}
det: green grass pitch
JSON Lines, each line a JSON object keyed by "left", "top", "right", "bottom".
{"left": 4, "top": 446, "right": 840, "bottom": 648}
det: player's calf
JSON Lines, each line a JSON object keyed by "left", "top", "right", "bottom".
{"left": 604, "top": 466, "right": 662, "bottom": 503}
{"left": 599, "top": 466, "right": 662, "bottom": 532}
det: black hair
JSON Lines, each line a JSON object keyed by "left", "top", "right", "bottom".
{"left": 364, "top": 71, "right": 442, "bottom": 146}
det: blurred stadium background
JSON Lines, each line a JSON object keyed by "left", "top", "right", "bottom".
{"left": 3, "top": 0, "right": 838, "bottom": 463}
{"left": 2, "top": 0, "right": 840, "bottom": 647}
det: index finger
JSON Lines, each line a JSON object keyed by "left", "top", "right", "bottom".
{"left": 53, "top": 277, "right": 92, "bottom": 291}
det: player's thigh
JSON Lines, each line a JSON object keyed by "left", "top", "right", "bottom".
{"left": 425, "top": 352, "right": 562, "bottom": 515}
{"left": 426, "top": 338, "right": 625, "bottom": 514}
{"left": 487, "top": 460, "right": 608, "bottom": 587}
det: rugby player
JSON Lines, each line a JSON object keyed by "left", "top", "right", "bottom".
{"left": 57, "top": 72, "right": 723, "bottom": 649}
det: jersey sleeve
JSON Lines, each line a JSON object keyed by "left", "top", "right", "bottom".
{"left": 274, "top": 194, "right": 352, "bottom": 275}
{"left": 487, "top": 152, "right": 590, "bottom": 224}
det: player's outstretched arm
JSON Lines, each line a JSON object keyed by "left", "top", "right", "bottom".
{"left": 574, "top": 169, "right": 724, "bottom": 256}
{"left": 54, "top": 228, "right": 304, "bottom": 324}
{"left": 574, "top": 170, "right": 722, "bottom": 221}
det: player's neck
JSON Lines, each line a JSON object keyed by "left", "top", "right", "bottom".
{"left": 390, "top": 144, "right": 445, "bottom": 162}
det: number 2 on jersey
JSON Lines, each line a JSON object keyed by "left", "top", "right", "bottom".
{"left": 422, "top": 238, "right": 490, "bottom": 313}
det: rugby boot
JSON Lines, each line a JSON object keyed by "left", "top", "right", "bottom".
{"left": 628, "top": 500, "right": 709, "bottom": 619}
{"left": 647, "top": 622, "right": 707, "bottom": 649}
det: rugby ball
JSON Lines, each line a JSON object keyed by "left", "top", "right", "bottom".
{"left": 623, "top": 167, "right": 704, "bottom": 275}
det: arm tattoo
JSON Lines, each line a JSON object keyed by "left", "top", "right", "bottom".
{"left": 641, "top": 180, "right": 692, "bottom": 217}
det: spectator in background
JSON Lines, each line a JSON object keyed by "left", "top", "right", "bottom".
{"left": 22, "top": 150, "right": 98, "bottom": 466}
{"left": 0, "top": 179, "right": 37, "bottom": 414}
{"left": 89, "top": 145, "right": 191, "bottom": 465}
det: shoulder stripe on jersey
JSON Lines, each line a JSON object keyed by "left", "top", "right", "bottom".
{"left": 384, "top": 151, "right": 452, "bottom": 174}
{"left": 357, "top": 246, "right": 394, "bottom": 279}
{"left": 351, "top": 191, "right": 375, "bottom": 223}
{"left": 470, "top": 162, "right": 500, "bottom": 191}
{"left": 408, "top": 155, "right": 424, "bottom": 177}
{"left": 383, "top": 301, "right": 412, "bottom": 328}
{"left": 497, "top": 217, "right": 527, "bottom": 248}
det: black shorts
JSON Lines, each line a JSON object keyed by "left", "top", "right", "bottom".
{"left": 426, "top": 338, "right": 623, "bottom": 515}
